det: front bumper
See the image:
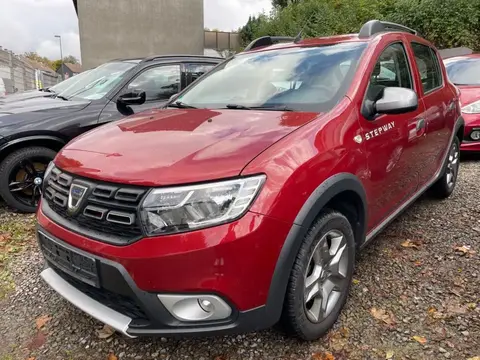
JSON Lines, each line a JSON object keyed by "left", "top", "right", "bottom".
{"left": 461, "top": 114, "right": 480, "bottom": 152}
{"left": 37, "top": 206, "right": 291, "bottom": 337}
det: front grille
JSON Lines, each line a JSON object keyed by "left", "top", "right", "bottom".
{"left": 50, "top": 261, "right": 149, "bottom": 323}
{"left": 44, "top": 167, "right": 147, "bottom": 243}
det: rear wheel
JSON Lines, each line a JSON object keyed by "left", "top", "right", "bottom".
{"left": 430, "top": 137, "right": 460, "bottom": 199}
{"left": 281, "top": 210, "right": 355, "bottom": 340}
{"left": 0, "top": 147, "right": 56, "bottom": 213}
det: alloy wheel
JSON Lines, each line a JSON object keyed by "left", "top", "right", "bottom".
{"left": 303, "top": 230, "right": 349, "bottom": 323}
{"left": 8, "top": 158, "right": 48, "bottom": 208}
{"left": 445, "top": 142, "right": 459, "bottom": 188}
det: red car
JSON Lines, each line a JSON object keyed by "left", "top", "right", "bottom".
{"left": 444, "top": 54, "right": 480, "bottom": 152}
{"left": 36, "top": 20, "right": 463, "bottom": 340}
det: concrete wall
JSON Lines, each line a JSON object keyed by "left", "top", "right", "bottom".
{"left": 77, "top": 0, "right": 204, "bottom": 69}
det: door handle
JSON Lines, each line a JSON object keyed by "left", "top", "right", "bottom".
{"left": 416, "top": 118, "right": 425, "bottom": 131}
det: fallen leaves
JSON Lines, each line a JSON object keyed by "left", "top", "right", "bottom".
{"left": 401, "top": 239, "right": 421, "bottom": 249}
{"left": 385, "top": 350, "right": 394, "bottom": 359}
{"left": 312, "top": 352, "right": 335, "bottom": 360}
{"left": 107, "top": 353, "right": 118, "bottom": 360}
{"left": 370, "top": 307, "right": 396, "bottom": 326}
{"left": 467, "top": 357, "right": 480, "bottom": 360}
{"left": 352, "top": 279, "right": 360, "bottom": 285}
{"left": 35, "top": 315, "right": 51, "bottom": 330}
{"left": 412, "top": 335, "right": 427, "bottom": 345}
{"left": 453, "top": 245, "right": 476, "bottom": 256}
{"left": 96, "top": 324, "right": 116, "bottom": 339}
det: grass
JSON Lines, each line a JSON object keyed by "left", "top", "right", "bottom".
{"left": 0, "top": 203, "right": 36, "bottom": 298}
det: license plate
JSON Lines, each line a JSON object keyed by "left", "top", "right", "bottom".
{"left": 39, "top": 231, "right": 99, "bottom": 288}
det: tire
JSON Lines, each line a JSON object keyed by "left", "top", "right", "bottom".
{"left": 281, "top": 210, "right": 356, "bottom": 340}
{"left": 429, "top": 136, "right": 460, "bottom": 199}
{"left": 0, "top": 146, "right": 57, "bottom": 213}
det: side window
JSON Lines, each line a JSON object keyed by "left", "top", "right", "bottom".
{"left": 366, "top": 43, "right": 412, "bottom": 102}
{"left": 127, "top": 65, "right": 180, "bottom": 101}
{"left": 185, "top": 63, "right": 216, "bottom": 86}
{"left": 411, "top": 43, "right": 443, "bottom": 93}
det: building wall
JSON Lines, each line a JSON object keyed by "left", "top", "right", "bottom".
{"left": 77, "top": 0, "right": 204, "bottom": 69}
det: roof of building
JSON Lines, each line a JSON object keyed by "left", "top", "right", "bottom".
{"left": 64, "top": 63, "right": 83, "bottom": 73}
{"left": 25, "top": 59, "right": 56, "bottom": 74}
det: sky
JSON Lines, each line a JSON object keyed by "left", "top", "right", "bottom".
{"left": 0, "top": 0, "right": 272, "bottom": 61}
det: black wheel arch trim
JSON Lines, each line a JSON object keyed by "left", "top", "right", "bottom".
{"left": 454, "top": 115, "right": 465, "bottom": 138}
{"left": 264, "top": 172, "right": 367, "bottom": 322}
{"left": 0, "top": 135, "right": 66, "bottom": 155}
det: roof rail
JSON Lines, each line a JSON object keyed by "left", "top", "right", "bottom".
{"left": 244, "top": 36, "right": 295, "bottom": 51}
{"left": 359, "top": 20, "right": 419, "bottom": 38}
{"left": 141, "top": 54, "right": 224, "bottom": 63}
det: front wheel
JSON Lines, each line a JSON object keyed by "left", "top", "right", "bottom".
{"left": 0, "top": 146, "right": 57, "bottom": 213}
{"left": 281, "top": 210, "right": 355, "bottom": 340}
{"left": 429, "top": 136, "right": 460, "bottom": 199}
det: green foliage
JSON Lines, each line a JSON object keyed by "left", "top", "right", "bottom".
{"left": 63, "top": 55, "right": 79, "bottom": 64}
{"left": 51, "top": 60, "right": 63, "bottom": 71}
{"left": 239, "top": 0, "right": 480, "bottom": 50}
{"left": 23, "top": 51, "right": 54, "bottom": 69}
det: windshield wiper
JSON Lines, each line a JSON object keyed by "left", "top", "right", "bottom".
{"left": 225, "top": 104, "right": 294, "bottom": 111}
{"left": 168, "top": 101, "right": 197, "bottom": 109}
{"left": 225, "top": 104, "right": 252, "bottom": 110}
{"left": 55, "top": 95, "right": 69, "bottom": 101}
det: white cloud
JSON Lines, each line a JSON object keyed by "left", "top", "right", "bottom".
{"left": 0, "top": 0, "right": 273, "bottom": 64}
{"left": 205, "top": 0, "right": 272, "bottom": 31}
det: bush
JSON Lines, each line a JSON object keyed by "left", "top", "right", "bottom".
{"left": 239, "top": 0, "right": 480, "bottom": 50}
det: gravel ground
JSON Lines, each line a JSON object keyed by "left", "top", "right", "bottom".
{"left": 0, "top": 158, "right": 479, "bottom": 360}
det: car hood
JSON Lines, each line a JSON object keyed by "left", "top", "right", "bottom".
{"left": 0, "top": 90, "right": 52, "bottom": 105}
{"left": 55, "top": 108, "right": 320, "bottom": 186}
{"left": 0, "top": 96, "right": 89, "bottom": 114}
{"left": 458, "top": 85, "right": 480, "bottom": 108}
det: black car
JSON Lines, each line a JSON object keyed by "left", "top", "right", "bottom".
{"left": 0, "top": 55, "right": 223, "bottom": 212}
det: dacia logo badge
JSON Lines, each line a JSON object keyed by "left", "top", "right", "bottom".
{"left": 68, "top": 184, "right": 88, "bottom": 214}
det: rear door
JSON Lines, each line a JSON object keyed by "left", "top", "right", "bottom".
{"left": 409, "top": 42, "right": 453, "bottom": 184}
{"left": 360, "top": 41, "right": 427, "bottom": 228}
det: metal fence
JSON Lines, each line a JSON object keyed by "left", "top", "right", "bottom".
{"left": 0, "top": 47, "right": 61, "bottom": 92}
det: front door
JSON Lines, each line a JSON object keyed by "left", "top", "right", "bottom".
{"left": 360, "top": 42, "right": 427, "bottom": 229}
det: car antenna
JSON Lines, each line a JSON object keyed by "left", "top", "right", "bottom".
{"left": 294, "top": 12, "right": 316, "bottom": 43}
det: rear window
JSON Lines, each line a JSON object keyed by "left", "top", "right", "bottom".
{"left": 444, "top": 57, "right": 480, "bottom": 85}
{"left": 176, "top": 42, "right": 368, "bottom": 112}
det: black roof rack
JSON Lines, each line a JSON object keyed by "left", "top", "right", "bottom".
{"left": 142, "top": 54, "right": 224, "bottom": 63}
{"left": 244, "top": 36, "right": 295, "bottom": 51}
{"left": 359, "top": 20, "right": 420, "bottom": 38}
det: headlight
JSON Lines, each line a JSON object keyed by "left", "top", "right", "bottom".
{"left": 140, "top": 175, "right": 266, "bottom": 236}
{"left": 462, "top": 100, "right": 480, "bottom": 114}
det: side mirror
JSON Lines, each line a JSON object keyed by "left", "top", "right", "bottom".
{"left": 117, "top": 90, "right": 146, "bottom": 106}
{"left": 375, "top": 87, "right": 418, "bottom": 115}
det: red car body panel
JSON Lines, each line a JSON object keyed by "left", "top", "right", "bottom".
{"left": 458, "top": 86, "right": 480, "bottom": 151}
{"left": 55, "top": 108, "right": 319, "bottom": 186}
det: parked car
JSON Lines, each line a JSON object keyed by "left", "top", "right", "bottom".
{"left": 0, "top": 70, "right": 92, "bottom": 106}
{"left": 36, "top": 20, "right": 463, "bottom": 340}
{"left": 0, "top": 55, "right": 223, "bottom": 212}
{"left": 444, "top": 54, "right": 480, "bottom": 152}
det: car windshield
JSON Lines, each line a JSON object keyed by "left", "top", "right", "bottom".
{"left": 57, "top": 61, "right": 136, "bottom": 100}
{"left": 48, "top": 70, "right": 91, "bottom": 93}
{"left": 444, "top": 57, "right": 480, "bottom": 85}
{"left": 174, "top": 42, "right": 367, "bottom": 112}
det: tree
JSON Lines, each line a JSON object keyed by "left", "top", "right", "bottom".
{"left": 62, "top": 55, "right": 79, "bottom": 64}
{"left": 272, "top": 0, "right": 302, "bottom": 8}
{"left": 23, "top": 51, "right": 54, "bottom": 69}
{"left": 51, "top": 60, "right": 63, "bottom": 72}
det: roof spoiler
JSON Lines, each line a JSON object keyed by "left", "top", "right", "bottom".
{"left": 437, "top": 47, "right": 473, "bottom": 59}
{"left": 244, "top": 36, "right": 295, "bottom": 51}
